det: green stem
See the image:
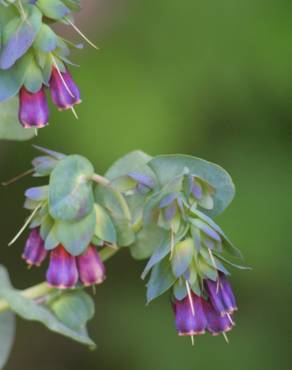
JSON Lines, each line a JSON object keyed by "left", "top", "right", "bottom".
{"left": 0, "top": 246, "right": 119, "bottom": 314}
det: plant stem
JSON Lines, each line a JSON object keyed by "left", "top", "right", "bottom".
{"left": 0, "top": 246, "right": 119, "bottom": 314}
{"left": 91, "top": 173, "right": 110, "bottom": 187}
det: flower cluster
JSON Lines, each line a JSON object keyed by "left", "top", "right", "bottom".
{"left": 10, "top": 149, "right": 247, "bottom": 344}
{"left": 12, "top": 147, "right": 134, "bottom": 291}
{"left": 23, "top": 228, "right": 105, "bottom": 289}
{"left": 19, "top": 67, "right": 80, "bottom": 128}
{"left": 173, "top": 275, "right": 237, "bottom": 338}
{"left": 0, "top": 0, "right": 94, "bottom": 129}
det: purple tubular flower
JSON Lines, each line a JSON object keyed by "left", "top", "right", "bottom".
{"left": 46, "top": 245, "right": 78, "bottom": 289}
{"left": 203, "top": 300, "right": 234, "bottom": 335}
{"left": 205, "top": 276, "right": 237, "bottom": 315}
{"left": 18, "top": 86, "right": 49, "bottom": 128}
{"left": 49, "top": 67, "right": 81, "bottom": 110}
{"left": 173, "top": 293, "right": 207, "bottom": 336}
{"left": 77, "top": 245, "right": 106, "bottom": 286}
{"left": 22, "top": 228, "right": 47, "bottom": 267}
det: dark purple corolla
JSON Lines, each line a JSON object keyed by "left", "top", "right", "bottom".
{"left": 18, "top": 86, "right": 49, "bottom": 128}
{"left": 172, "top": 276, "right": 237, "bottom": 339}
{"left": 173, "top": 293, "right": 207, "bottom": 336}
{"left": 22, "top": 228, "right": 47, "bottom": 266}
{"left": 205, "top": 275, "right": 237, "bottom": 316}
{"left": 49, "top": 67, "right": 81, "bottom": 110}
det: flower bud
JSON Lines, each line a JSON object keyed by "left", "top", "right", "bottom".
{"left": 173, "top": 293, "right": 207, "bottom": 336}
{"left": 205, "top": 275, "right": 237, "bottom": 316}
{"left": 22, "top": 228, "right": 47, "bottom": 267}
{"left": 49, "top": 67, "right": 81, "bottom": 110}
{"left": 77, "top": 245, "right": 106, "bottom": 286}
{"left": 46, "top": 245, "right": 78, "bottom": 289}
{"left": 18, "top": 86, "right": 49, "bottom": 128}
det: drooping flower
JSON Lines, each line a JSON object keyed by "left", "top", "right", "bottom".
{"left": 205, "top": 275, "right": 237, "bottom": 316}
{"left": 172, "top": 277, "right": 237, "bottom": 338}
{"left": 46, "top": 245, "right": 79, "bottom": 289}
{"left": 77, "top": 245, "right": 106, "bottom": 286}
{"left": 202, "top": 299, "right": 234, "bottom": 336}
{"left": 22, "top": 228, "right": 48, "bottom": 267}
{"left": 173, "top": 293, "right": 207, "bottom": 336}
{"left": 18, "top": 86, "right": 49, "bottom": 128}
{"left": 49, "top": 67, "right": 81, "bottom": 110}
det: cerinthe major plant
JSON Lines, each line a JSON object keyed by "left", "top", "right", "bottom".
{"left": 0, "top": 1, "right": 249, "bottom": 368}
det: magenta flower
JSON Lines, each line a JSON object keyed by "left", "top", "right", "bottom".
{"left": 46, "top": 245, "right": 79, "bottom": 289}
{"left": 49, "top": 67, "right": 81, "bottom": 110}
{"left": 22, "top": 228, "right": 47, "bottom": 267}
{"left": 18, "top": 86, "right": 49, "bottom": 128}
{"left": 77, "top": 245, "right": 106, "bottom": 287}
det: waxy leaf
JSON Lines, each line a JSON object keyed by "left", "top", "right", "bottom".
{"left": 94, "top": 204, "right": 116, "bottom": 244}
{"left": 0, "top": 312, "right": 15, "bottom": 370}
{"left": 36, "top": 0, "right": 70, "bottom": 20}
{"left": 146, "top": 257, "right": 176, "bottom": 303}
{"left": 0, "top": 266, "right": 95, "bottom": 347}
{"left": 0, "top": 6, "right": 42, "bottom": 69}
{"left": 105, "top": 150, "right": 152, "bottom": 180}
{"left": 50, "top": 291, "right": 94, "bottom": 331}
{"left": 95, "top": 185, "right": 134, "bottom": 246}
{"left": 130, "top": 224, "right": 167, "bottom": 260}
{"left": 141, "top": 232, "right": 171, "bottom": 279}
{"left": 190, "top": 208, "right": 242, "bottom": 258}
{"left": 148, "top": 154, "right": 235, "bottom": 217}
{"left": 173, "top": 279, "right": 188, "bottom": 300}
{"left": 33, "top": 24, "right": 58, "bottom": 52}
{"left": 0, "top": 97, "right": 34, "bottom": 140}
{"left": 171, "top": 238, "right": 194, "bottom": 278}
{"left": 49, "top": 155, "right": 95, "bottom": 222}
{"left": 55, "top": 208, "right": 96, "bottom": 256}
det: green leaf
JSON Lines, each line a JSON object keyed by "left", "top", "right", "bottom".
{"left": 130, "top": 224, "right": 167, "bottom": 260}
{"left": 49, "top": 155, "right": 95, "bottom": 222}
{"left": 171, "top": 238, "right": 194, "bottom": 278}
{"left": 0, "top": 97, "right": 34, "bottom": 140}
{"left": 55, "top": 208, "right": 96, "bottom": 256}
{"left": 95, "top": 185, "right": 134, "bottom": 246}
{"left": 0, "top": 5, "right": 42, "bottom": 69}
{"left": 148, "top": 154, "right": 235, "bottom": 217}
{"left": 94, "top": 204, "right": 116, "bottom": 244}
{"left": 146, "top": 257, "right": 176, "bottom": 303}
{"left": 0, "top": 266, "right": 95, "bottom": 348}
{"left": 33, "top": 23, "right": 58, "bottom": 52}
{"left": 0, "top": 312, "right": 15, "bottom": 370}
{"left": 105, "top": 150, "right": 152, "bottom": 180}
{"left": 190, "top": 208, "right": 242, "bottom": 258}
{"left": 50, "top": 290, "right": 94, "bottom": 331}
{"left": 22, "top": 51, "right": 43, "bottom": 93}
{"left": 36, "top": 0, "right": 70, "bottom": 20}
{"left": 173, "top": 279, "right": 187, "bottom": 300}
{"left": 44, "top": 222, "right": 59, "bottom": 250}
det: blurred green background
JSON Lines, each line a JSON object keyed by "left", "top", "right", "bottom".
{"left": 1, "top": 0, "right": 292, "bottom": 369}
